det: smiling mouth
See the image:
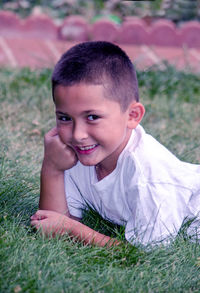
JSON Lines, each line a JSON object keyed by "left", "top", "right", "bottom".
{"left": 78, "top": 144, "right": 98, "bottom": 150}
{"left": 75, "top": 144, "right": 99, "bottom": 154}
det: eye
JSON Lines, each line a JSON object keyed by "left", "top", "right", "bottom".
{"left": 57, "top": 115, "right": 72, "bottom": 122}
{"left": 87, "top": 115, "right": 99, "bottom": 121}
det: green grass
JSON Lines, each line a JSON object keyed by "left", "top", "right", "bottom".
{"left": 0, "top": 66, "right": 200, "bottom": 292}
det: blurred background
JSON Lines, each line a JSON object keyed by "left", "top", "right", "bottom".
{"left": 1, "top": 0, "right": 200, "bottom": 24}
{"left": 0, "top": 1, "right": 199, "bottom": 70}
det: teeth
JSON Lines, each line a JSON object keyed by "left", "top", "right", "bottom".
{"left": 79, "top": 144, "right": 97, "bottom": 150}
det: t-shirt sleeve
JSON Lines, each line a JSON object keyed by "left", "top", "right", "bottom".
{"left": 125, "top": 182, "right": 196, "bottom": 246}
{"left": 64, "top": 169, "right": 86, "bottom": 219}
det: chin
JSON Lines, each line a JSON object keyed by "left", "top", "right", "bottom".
{"left": 79, "top": 160, "right": 96, "bottom": 166}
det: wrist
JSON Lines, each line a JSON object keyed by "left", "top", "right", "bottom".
{"left": 66, "top": 220, "right": 119, "bottom": 247}
{"left": 41, "top": 160, "right": 65, "bottom": 177}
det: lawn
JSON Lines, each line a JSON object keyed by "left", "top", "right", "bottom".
{"left": 0, "top": 65, "right": 200, "bottom": 292}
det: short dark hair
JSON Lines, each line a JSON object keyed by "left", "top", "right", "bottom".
{"left": 52, "top": 41, "right": 139, "bottom": 111}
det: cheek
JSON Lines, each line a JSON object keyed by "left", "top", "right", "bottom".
{"left": 106, "top": 120, "right": 127, "bottom": 137}
{"left": 57, "top": 126, "right": 72, "bottom": 143}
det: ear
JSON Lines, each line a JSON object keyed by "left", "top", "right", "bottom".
{"left": 127, "top": 102, "right": 145, "bottom": 129}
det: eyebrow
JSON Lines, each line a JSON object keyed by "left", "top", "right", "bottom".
{"left": 56, "top": 111, "right": 70, "bottom": 115}
{"left": 56, "top": 110, "right": 103, "bottom": 115}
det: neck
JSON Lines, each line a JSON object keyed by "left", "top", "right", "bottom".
{"left": 95, "top": 129, "right": 132, "bottom": 180}
{"left": 95, "top": 163, "right": 116, "bottom": 181}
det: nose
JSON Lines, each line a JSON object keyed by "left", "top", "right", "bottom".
{"left": 72, "top": 122, "right": 88, "bottom": 143}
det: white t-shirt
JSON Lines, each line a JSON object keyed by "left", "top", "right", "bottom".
{"left": 64, "top": 125, "right": 200, "bottom": 245}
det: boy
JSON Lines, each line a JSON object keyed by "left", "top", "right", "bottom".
{"left": 31, "top": 41, "right": 200, "bottom": 247}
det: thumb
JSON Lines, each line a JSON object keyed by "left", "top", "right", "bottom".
{"left": 31, "top": 210, "right": 50, "bottom": 220}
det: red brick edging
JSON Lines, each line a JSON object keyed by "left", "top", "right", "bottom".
{"left": 0, "top": 10, "right": 199, "bottom": 71}
{"left": 0, "top": 37, "right": 199, "bottom": 71}
{"left": 0, "top": 10, "right": 200, "bottom": 48}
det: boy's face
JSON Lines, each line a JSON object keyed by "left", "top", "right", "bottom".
{"left": 54, "top": 83, "right": 133, "bottom": 172}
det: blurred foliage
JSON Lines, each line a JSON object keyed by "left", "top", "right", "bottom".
{"left": 161, "top": 0, "right": 200, "bottom": 22}
{"left": 0, "top": 0, "right": 199, "bottom": 23}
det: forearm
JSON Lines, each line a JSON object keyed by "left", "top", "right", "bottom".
{"left": 39, "top": 161, "right": 69, "bottom": 216}
{"left": 31, "top": 210, "right": 120, "bottom": 247}
{"left": 67, "top": 219, "right": 120, "bottom": 247}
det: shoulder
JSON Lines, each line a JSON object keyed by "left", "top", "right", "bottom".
{"left": 123, "top": 125, "right": 200, "bottom": 191}
{"left": 119, "top": 125, "right": 161, "bottom": 175}
{"left": 121, "top": 125, "right": 183, "bottom": 182}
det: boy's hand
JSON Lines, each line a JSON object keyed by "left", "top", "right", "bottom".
{"left": 30, "top": 210, "right": 72, "bottom": 237}
{"left": 31, "top": 210, "right": 121, "bottom": 247}
{"left": 43, "top": 127, "right": 78, "bottom": 172}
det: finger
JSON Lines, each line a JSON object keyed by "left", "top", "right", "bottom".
{"left": 31, "top": 222, "right": 48, "bottom": 236}
{"left": 30, "top": 219, "right": 40, "bottom": 228}
{"left": 31, "top": 210, "right": 48, "bottom": 220}
{"left": 54, "top": 137, "right": 77, "bottom": 156}
{"left": 30, "top": 211, "right": 43, "bottom": 220}
{"left": 30, "top": 213, "right": 39, "bottom": 220}
{"left": 31, "top": 220, "right": 55, "bottom": 237}
{"left": 31, "top": 209, "right": 51, "bottom": 220}
{"left": 47, "top": 127, "right": 58, "bottom": 137}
